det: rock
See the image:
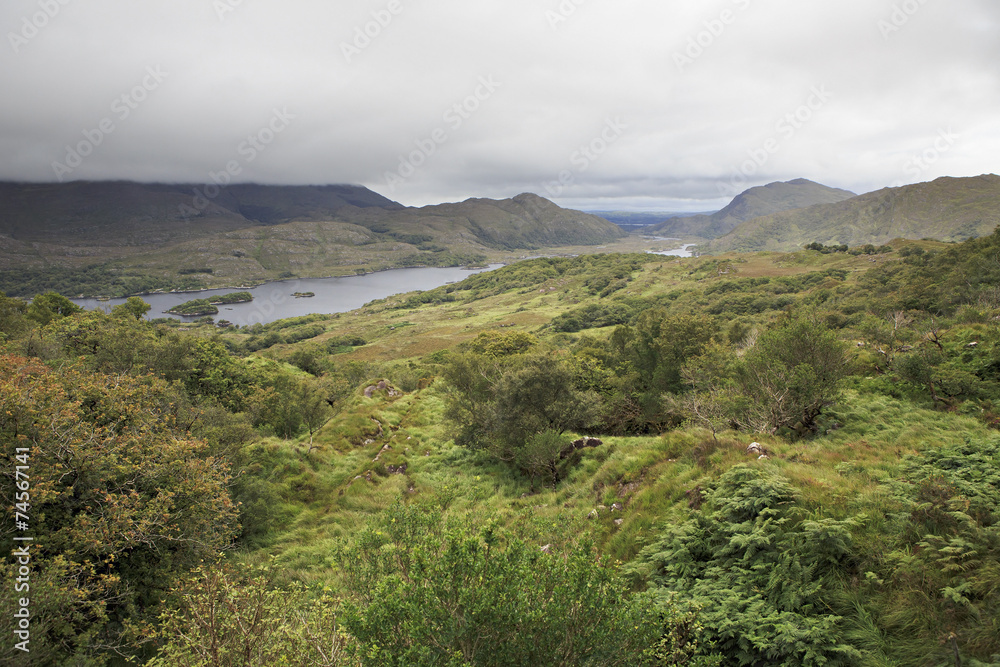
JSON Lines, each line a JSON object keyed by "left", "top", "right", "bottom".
{"left": 611, "top": 503, "right": 623, "bottom": 512}
{"left": 363, "top": 386, "right": 376, "bottom": 398}
{"left": 373, "top": 444, "right": 392, "bottom": 462}
{"left": 614, "top": 519, "right": 624, "bottom": 526}
{"left": 540, "top": 544, "right": 553, "bottom": 554}
{"left": 747, "top": 442, "right": 764, "bottom": 455}
{"left": 386, "top": 463, "right": 408, "bottom": 475}
{"left": 559, "top": 436, "right": 604, "bottom": 459}
{"left": 587, "top": 509, "right": 599, "bottom": 520}
{"left": 758, "top": 454, "right": 769, "bottom": 461}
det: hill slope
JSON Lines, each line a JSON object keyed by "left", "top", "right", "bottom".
{"left": 705, "top": 174, "right": 1000, "bottom": 253}
{"left": 648, "top": 178, "right": 856, "bottom": 239}
{"left": 0, "top": 182, "right": 625, "bottom": 292}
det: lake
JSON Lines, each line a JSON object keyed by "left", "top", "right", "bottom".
{"left": 72, "top": 265, "right": 500, "bottom": 327}
{"left": 647, "top": 243, "right": 697, "bottom": 257}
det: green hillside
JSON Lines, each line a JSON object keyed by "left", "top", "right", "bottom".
{"left": 5, "top": 231, "right": 1000, "bottom": 664}
{"left": 706, "top": 174, "right": 1000, "bottom": 253}
{"left": 0, "top": 182, "right": 625, "bottom": 297}
{"left": 648, "top": 178, "right": 856, "bottom": 239}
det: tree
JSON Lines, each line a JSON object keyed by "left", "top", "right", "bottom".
{"left": 113, "top": 295, "right": 152, "bottom": 320}
{"left": 733, "top": 317, "right": 850, "bottom": 435}
{"left": 444, "top": 349, "right": 598, "bottom": 462}
{"left": 145, "top": 562, "right": 345, "bottom": 666}
{"left": 0, "top": 354, "right": 239, "bottom": 662}
{"left": 298, "top": 379, "right": 333, "bottom": 452}
{"left": 666, "top": 342, "right": 742, "bottom": 442}
{"left": 0, "top": 290, "right": 30, "bottom": 340}
{"left": 25, "top": 291, "right": 82, "bottom": 325}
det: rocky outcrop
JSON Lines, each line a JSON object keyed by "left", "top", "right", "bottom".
{"left": 559, "top": 436, "right": 603, "bottom": 459}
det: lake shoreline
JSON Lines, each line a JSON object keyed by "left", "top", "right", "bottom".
{"left": 91, "top": 262, "right": 499, "bottom": 301}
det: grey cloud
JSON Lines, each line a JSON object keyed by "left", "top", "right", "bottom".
{"left": 1, "top": 0, "right": 996, "bottom": 211}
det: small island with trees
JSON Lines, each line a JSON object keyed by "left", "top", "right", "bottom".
{"left": 167, "top": 291, "right": 253, "bottom": 316}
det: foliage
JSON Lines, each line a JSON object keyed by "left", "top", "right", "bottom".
{"left": 443, "top": 347, "right": 598, "bottom": 464}
{"left": 168, "top": 298, "right": 219, "bottom": 316}
{"left": 211, "top": 291, "right": 253, "bottom": 305}
{"left": 0, "top": 354, "right": 239, "bottom": 663}
{"left": 0, "top": 263, "right": 207, "bottom": 299}
{"left": 336, "top": 504, "right": 660, "bottom": 667}
{"left": 634, "top": 465, "right": 862, "bottom": 666}
{"left": 732, "top": 316, "right": 851, "bottom": 434}
{"left": 145, "top": 561, "right": 346, "bottom": 666}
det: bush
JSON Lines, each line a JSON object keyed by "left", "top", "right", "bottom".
{"left": 336, "top": 504, "right": 660, "bottom": 666}
{"left": 634, "top": 465, "right": 862, "bottom": 666}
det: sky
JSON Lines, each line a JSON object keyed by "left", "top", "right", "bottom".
{"left": 1, "top": 1, "right": 998, "bottom": 212}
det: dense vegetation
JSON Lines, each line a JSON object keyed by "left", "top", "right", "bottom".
{"left": 0, "top": 263, "right": 207, "bottom": 299}
{"left": 4, "top": 232, "right": 1000, "bottom": 665}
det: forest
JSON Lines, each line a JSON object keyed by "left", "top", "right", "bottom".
{"left": 3, "top": 232, "right": 1000, "bottom": 666}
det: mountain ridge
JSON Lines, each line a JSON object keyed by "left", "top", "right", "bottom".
{"left": 648, "top": 178, "right": 857, "bottom": 239}
{"left": 0, "top": 181, "right": 625, "bottom": 291}
{"left": 704, "top": 174, "right": 1000, "bottom": 253}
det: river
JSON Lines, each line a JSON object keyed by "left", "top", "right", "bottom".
{"left": 72, "top": 265, "right": 501, "bottom": 327}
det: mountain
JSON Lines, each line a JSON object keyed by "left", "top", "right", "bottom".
{"left": 0, "top": 181, "right": 401, "bottom": 251}
{"left": 704, "top": 174, "right": 1000, "bottom": 253}
{"left": 341, "top": 193, "right": 625, "bottom": 249}
{"left": 0, "top": 181, "right": 624, "bottom": 294}
{"left": 647, "top": 178, "right": 857, "bottom": 239}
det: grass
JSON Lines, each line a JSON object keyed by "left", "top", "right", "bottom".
{"left": 197, "top": 243, "right": 1000, "bottom": 664}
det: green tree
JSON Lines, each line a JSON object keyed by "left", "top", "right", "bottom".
{"left": 25, "top": 291, "right": 83, "bottom": 325}
{"left": 145, "top": 562, "right": 346, "bottom": 666}
{"left": 444, "top": 349, "right": 598, "bottom": 463}
{"left": 113, "top": 295, "right": 152, "bottom": 320}
{"left": 734, "top": 317, "right": 850, "bottom": 435}
{"left": 0, "top": 354, "right": 239, "bottom": 663}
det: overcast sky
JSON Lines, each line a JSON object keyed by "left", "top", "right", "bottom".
{"left": 1, "top": 0, "right": 997, "bottom": 211}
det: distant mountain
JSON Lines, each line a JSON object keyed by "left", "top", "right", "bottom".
{"left": 0, "top": 181, "right": 401, "bottom": 249}
{"left": 586, "top": 211, "right": 717, "bottom": 232}
{"left": 647, "top": 179, "right": 857, "bottom": 239}
{"left": 704, "top": 174, "right": 1000, "bottom": 253}
{"left": 0, "top": 181, "right": 624, "bottom": 293}
{"left": 348, "top": 193, "right": 626, "bottom": 249}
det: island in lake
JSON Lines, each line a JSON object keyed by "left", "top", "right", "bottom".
{"left": 166, "top": 292, "right": 253, "bottom": 316}
{"left": 293, "top": 292, "right": 315, "bottom": 298}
